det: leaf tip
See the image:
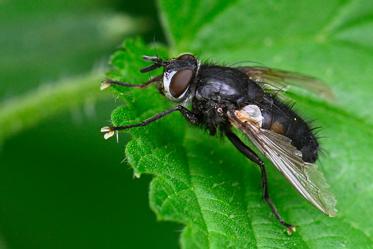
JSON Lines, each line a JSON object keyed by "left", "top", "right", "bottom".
{"left": 133, "top": 172, "right": 141, "bottom": 178}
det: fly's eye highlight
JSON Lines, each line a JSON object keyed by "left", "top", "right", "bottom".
{"left": 169, "top": 69, "right": 193, "bottom": 98}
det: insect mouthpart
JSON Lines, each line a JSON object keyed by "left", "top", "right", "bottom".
{"left": 140, "top": 56, "right": 168, "bottom": 73}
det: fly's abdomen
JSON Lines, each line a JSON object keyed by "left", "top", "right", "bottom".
{"left": 261, "top": 98, "right": 319, "bottom": 163}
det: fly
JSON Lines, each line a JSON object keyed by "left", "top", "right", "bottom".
{"left": 101, "top": 54, "right": 337, "bottom": 234}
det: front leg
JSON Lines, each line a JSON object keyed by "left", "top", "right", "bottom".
{"left": 101, "top": 105, "right": 199, "bottom": 139}
{"left": 100, "top": 75, "right": 162, "bottom": 90}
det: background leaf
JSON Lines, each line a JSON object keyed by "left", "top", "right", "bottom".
{"left": 0, "top": 1, "right": 179, "bottom": 248}
{"left": 107, "top": 0, "right": 373, "bottom": 248}
{"left": 0, "top": 72, "right": 104, "bottom": 143}
{"left": 160, "top": 0, "right": 373, "bottom": 123}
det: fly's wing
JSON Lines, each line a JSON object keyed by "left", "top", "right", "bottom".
{"left": 228, "top": 110, "right": 337, "bottom": 216}
{"left": 238, "top": 66, "right": 334, "bottom": 100}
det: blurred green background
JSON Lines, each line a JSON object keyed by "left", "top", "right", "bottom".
{"left": 0, "top": 0, "right": 180, "bottom": 248}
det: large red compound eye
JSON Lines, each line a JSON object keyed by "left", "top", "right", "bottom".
{"left": 169, "top": 69, "right": 193, "bottom": 98}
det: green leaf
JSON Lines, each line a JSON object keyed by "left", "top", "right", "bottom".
{"left": 160, "top": 0, "right": 373, "bottom": 123}
{"left": 107, "top": 0, "right": 373, "bottom": 247}
{"left": 0, "top": 72, "right": 104, "bottom": 143}
{"left": 0, "top": 2, "right": 146, "bottom": 143}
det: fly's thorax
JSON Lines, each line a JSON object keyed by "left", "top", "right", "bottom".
{"left": 161, "top": 53, "right": 199, "bottom": 102}
{"left": 194, "top": 65, "right": 265, "bottom": 106}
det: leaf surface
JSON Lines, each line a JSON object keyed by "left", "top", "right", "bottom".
{"left": 160, "top": 0, "right": 373, "bottom": 123}
{"left": 108, "top": 36, "right": 373, "bottom": 248}
{"left": 106, "top": 1, "right": 373, "bottom": 248}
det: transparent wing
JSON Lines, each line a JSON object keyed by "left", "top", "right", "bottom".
{"left": 238, "top": 66, "right": 334, "bottom": 100}
{"left": 228, "top": 110, "right": 337, "bottom": 216}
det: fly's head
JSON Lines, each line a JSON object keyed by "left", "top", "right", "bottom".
{"left": 141, "top": 53, "right": 199, "bottom": 103}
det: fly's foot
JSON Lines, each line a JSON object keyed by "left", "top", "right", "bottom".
{"left": 285, "top": 224, "right": 296, "bottom": 235}
{"left": 100, "top": 80, "right": 113, "bottom": 90}
{"left": 101, "top": 126, "right": 116, "bottom": 140}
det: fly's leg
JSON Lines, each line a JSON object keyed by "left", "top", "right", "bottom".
{"left": 100, "top": 75, "right": 162, "bottom": 90}
{"left": 101, "top": 105, "right": 199, "bottom": 139}
{"left": 225, "top": 129, "right": 296, "bottom": 234}
{"left": 100, "top": 55, "right": 165, "bottom": 90}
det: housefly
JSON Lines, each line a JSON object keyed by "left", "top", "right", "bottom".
{"left": 101, "top": 54, "right": 337, "bottom": 234}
